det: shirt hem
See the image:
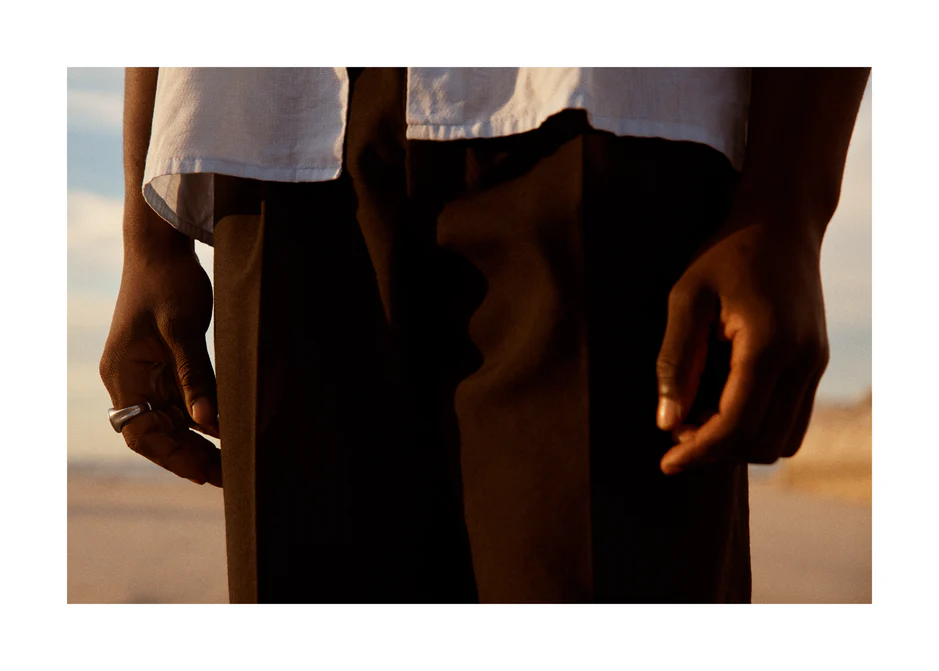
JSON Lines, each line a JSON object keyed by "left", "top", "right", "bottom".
{"left": 141, "top": 157, "right": 343, "bottom": 246}
{"left": 142, "top": 182, "right": 216, "bottom": 246}
{"left": 406, "top": 112, "right": 746, "bottom": 171}
{"left": 143, "top": 156, "right": 341, "bottom": 185}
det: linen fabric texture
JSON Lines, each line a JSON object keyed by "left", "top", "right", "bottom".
{"left": 144, "top": 67, "right": 750, "bottom": 244}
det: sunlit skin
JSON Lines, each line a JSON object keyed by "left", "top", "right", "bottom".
{"left": 100, "top": 67, "right": 870, "bottom": 486}
{"left": 100, "top": 68, "right": 221, "bottom": 487}
{"left": 655, "top": 67, "right": 870, "bottom": 475}
{"left": 656, "top": 198, "right": 831, "bottom": 474}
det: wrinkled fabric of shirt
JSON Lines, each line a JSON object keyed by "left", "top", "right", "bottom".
{"left": 143, "top": 67, "right": 751, "bottom": 245}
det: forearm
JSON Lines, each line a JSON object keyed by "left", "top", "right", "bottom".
{"left": 736, "top": 67, "right": 871, "bottom": 248}
{"left": 122, "top": 67, "right": 193, "bottom": 260}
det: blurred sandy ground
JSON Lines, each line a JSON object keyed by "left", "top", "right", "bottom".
{"left": 67, "top": 393, "right": 871, "bottom": 604}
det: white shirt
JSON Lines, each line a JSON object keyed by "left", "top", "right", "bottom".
{"left": 144, "top": 68, "right": 751, "bottom": 244}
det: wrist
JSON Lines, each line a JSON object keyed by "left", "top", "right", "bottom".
{"left": 730, "top": 172, "right": 833, "bottom": 254}
{"left": 122, "top": 196, "right": 195, "bottom": 265}
{"left": 736, "top": 68, "right": 870, "bottom": 252}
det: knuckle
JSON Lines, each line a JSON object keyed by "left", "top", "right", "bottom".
{"left": 98, "top": 357, "right": 115, "bottom": 393}
{"left": 656, "top": 355, "right": 681, "bottom": 380}
{"left": 98, "top": 350, "right": 111, "bottom": 379}
{"left": 719, "top": 417, "right": 760, "bottom": 452}
{"left": 176, "top": 358, "right": 214, "bottom": 396}
{"left": 785, "top": 334, "right": 830, "bottom": 376}
{"left": 98, "top": 341, "right": 120, "bottom": 387}
{"left": 175, "top": 357, "right": 201, "bottom": 390}
{"left": 667, "top": 285, "right": 698, "bottom": 315}
{"left": 794, "top": 328, "right": 828, "bottom": 358}
{"left": 656, "top": 356, "right": 688, "bottom": 394}
{"left": 98, "top": 355, "right": 126, "bottom": 405}
{"left": 120, "top": 413, "right": 171, "bottom": 461}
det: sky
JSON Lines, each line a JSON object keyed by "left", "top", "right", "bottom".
{"left": 67, "top": 68, "right": 873, "bottom": 462}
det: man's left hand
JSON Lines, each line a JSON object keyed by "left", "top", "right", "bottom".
{"left": 654, "top": 210, "right": 830, "bottom": 475}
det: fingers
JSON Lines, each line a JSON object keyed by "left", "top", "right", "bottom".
{"left": 656, "top": 283, "right": 717, "bottom": 431}
{"left": 660, "top": 329, "right": 781, "bottom": 475}
{"left": 101, "top": 328, "right": 221, "bottom": 485}
{"left": 746, "top": 369, "right": 810, "bottom": 464}
{"left": 174, "top": 430, "right": 223, "bottom": 487}
{"left": 660, "top": 328, "right": 828, "bottom": 474}
{"left": 746, "top": 345, "right": 825, "bottom": 462}
{"left": 781, "top": 369, "right": 824, "bottom": 458}
{"left": 122, "top": 410, "right": 223, "bottom": 487}
{"left": 162, "top": 328, "right": 219, "bottom": 434}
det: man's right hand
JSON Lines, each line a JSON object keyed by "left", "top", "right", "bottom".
{"left": 99, "top": 244, "right": 223, "bottom": 487}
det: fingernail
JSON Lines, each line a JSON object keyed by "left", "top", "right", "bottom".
{"left": 191, "top": 397, "right": 215, "bottom": 426}
{"left": 657, "top": 397, "right": 680, "bottom": 430}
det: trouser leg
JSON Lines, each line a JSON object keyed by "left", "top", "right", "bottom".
{"left": 213, "top": 177, "right": 478, "bottom": 603}
{"left": 212, "top": 196, "right": 263, "bottom": 605}
{"left": 406, "top": 114, "right": 751, "bottom": 603}
{"left": 580, "top": 134, "right": 751, "bottom": 603}
{"left": 212, "top": 69, "right": 478, "bottom": 604}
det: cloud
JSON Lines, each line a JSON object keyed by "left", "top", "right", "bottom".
{"left": 67, "top": 67, "right": 124, "bottom": 94}
{"left": 69, "top": 390, "right": 131, "bottom": 462}
{"left": 68, "top": 290, "right": 117, "bottom": 332}
{"left": 67, "top": 190, "right": 123, "bottom": 429}
{"left": 69, "top": 360, "right": 107, "bottom": 399}
{"left": 67, "top": 189, "right": 217, "bottom": 285}
{"left": 68, "top": 189, "right": 124, "bottom": 276}
{"left": 66, "top": 68, "right": 125, "bottom": 135}
{"left": 68, "top": 88, "right": 123, "bottom": 135}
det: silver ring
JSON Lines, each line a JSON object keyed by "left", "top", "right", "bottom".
{"left": 108, "top": 402, "right": 153, "bottom": 432}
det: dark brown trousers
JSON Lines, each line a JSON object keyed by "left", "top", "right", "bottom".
{"left": 212, "top": 68, "right": 751, "bottom": 604}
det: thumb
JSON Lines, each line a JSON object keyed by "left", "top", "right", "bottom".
{"left": 164, "top": 330, "right": 218, "bottom": 431}
{"left": 656, "top": 283, "right": 715, "bottom": 431}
